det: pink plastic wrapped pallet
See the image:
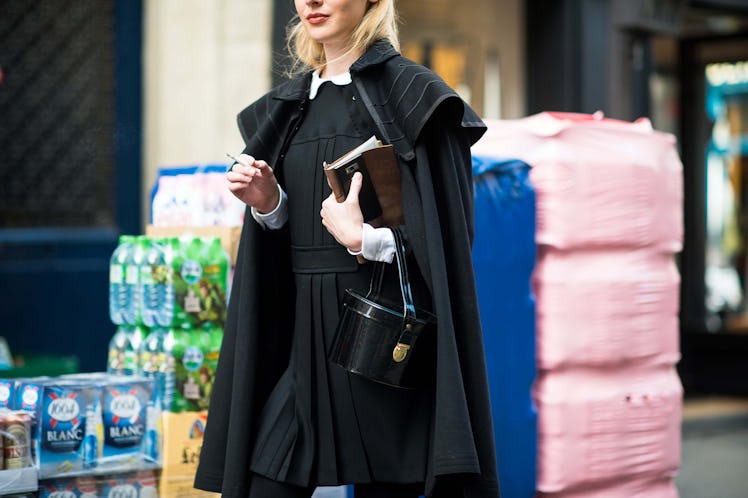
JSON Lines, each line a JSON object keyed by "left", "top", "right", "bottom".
{"left": 472, "top": 112, "right": 683, "bottom": 252}
{"left": 537, "top": 476, "right": 678, "bottom": 498}
{"left": 534, "top": 366, "right": 682, "bottom": 494}
{"left": 533, "top": 247, "right": 681, "bottom": 370}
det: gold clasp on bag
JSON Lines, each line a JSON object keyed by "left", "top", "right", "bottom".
{"left": 393, "top": 323, "right": 413, "bottom": 362}
{"left": 392, "top": 343, "right": 410, "bottom": 362}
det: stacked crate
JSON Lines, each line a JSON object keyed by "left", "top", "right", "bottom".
{"left": 473, "top": 112, "right": 684, "bottom": 497}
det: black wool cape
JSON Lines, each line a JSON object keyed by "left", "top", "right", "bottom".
{"left": 194, "top": 41, "right": 501, "bottom": 498}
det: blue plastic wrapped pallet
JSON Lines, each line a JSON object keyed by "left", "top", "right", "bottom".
{"left": 472, "top": 156, "right": 537, "bottom": 498}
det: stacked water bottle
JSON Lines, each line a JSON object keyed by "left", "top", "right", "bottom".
{"left": 108, "top": 234, "right": 229, "bottom": 415}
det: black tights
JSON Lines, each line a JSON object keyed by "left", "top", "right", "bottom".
{"left": 247, "top": 473, "right": 423, "bottom": 498}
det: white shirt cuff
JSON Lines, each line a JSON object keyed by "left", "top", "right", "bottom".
{"left": 250, "top": 185, "right": 288, "bottom": 230}
{"left": 346, "top": 224, "right": 395, "bottom": 263}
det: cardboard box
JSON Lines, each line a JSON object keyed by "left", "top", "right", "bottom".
{"left": 157, "top": 411, "right": 345, "bottom": 497}
{"left": 160, "top": 411, "right": 208, "bottom": 480}
{"left": 159, "top": 411, "right": 221, "bottom": 496}
{"left": 145, "top": 225, "right": 242, "bottom": 266}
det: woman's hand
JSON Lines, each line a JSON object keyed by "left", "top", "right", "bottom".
{"left": 226, "top": 154, "right": 279, "bottom": 213}
{"left": 321, "top": 172, "right": 364, "bottom": 252}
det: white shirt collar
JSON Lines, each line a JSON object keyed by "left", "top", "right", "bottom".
{"left": 309, "top": 69, "right": 352, "bottom": 99}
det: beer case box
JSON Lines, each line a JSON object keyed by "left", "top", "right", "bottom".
{"left": 100, "top": 469, "right": 160, "bottom": 498}
{"left": 38, "top": 470, "right": 158, "bottom": 497}
{"left": 14, "top": 374, "right": 159, "bottom": 480}
{"left": 38, "top": 475, "right": 99, "bottom": 498}
{"left": 0, "top": 378, "right": 14, "bottom": 408}
{"left": 9, "top": 377, "right": 90, "bottom": 478}
{"left": 160, "top": 410, "right": 208, "bottom": 480}
{"left": 37, "top": 382, "right": 102, "bottom": 479}
{"left": 145, "top": 224, "right": 242, "bottom": 267}
{"left": 99, "top": 376, "right": 159, "bottom": 471}
{"left": 0, "top": 467, "right": 37, "bottom": 495}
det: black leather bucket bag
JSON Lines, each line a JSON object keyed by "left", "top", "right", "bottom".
{"left": 329, "top": 228, "right": 436, "bottom": 389}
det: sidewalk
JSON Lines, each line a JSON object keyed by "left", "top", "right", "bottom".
{"left": 676, "top": 396, "right": 748, "bottom": 498}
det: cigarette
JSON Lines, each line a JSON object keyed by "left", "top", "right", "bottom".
{"left": 226, "top": 152, "right": 243, "bottom": 169}
{"left": 226, "top": 152, "right": 260, "bottom": 173}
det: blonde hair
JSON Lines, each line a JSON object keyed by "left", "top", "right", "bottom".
{"left": 286, "top": 0, "right": 400, "bottom": 75}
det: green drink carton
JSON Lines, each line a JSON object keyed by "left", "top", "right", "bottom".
{"left": 169, "top": 236, "right": 192, "bottom": 329}
{"left": 198, "top": 238, "right": 230, "bottom": 327}
{"left": 175, "top": 328, "right": 212, "bottom": 412}
{"left": 172, "top": 236, "right": 229, "bottom": 328}
{"left": 160, "top": 323, "right": 223, "bottom": 412}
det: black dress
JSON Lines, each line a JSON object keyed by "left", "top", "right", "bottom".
{"left": 196, "top": 42, "right": 499, "bottom": 498}
{"left": 247, "top": 79, "right": 433, "bottom": 488}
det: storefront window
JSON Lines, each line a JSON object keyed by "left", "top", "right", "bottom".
{"left": 402, "top": 41, "right": 471, "bottom": 104}
{"left": 703, "top": 60, "right": 748, "bottom": 332}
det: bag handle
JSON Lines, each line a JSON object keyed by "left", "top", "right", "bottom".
{"left": 365, "top": 260, "right": 386, "bottom": 299}
{"left": 391, "top": 227, "right": 417, "bottom": 323}
{"left": 362, "top": 227, "right": 420, "bottom": 363}
{"left": 364, "top": 228, "right": 416, "bottom": 321}
{"left": 391, "top": 227, "right": 420, "bottom": 362}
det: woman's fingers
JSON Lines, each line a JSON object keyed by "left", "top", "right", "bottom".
{"left": 227, "top": 180, "right": 245, "bottom": 195}
{"left": 346, "top": 172, "right": 363, "bottom": 201}
{"left": 229, "top": 154, "right": 263, "bottom": 177}
{"left": 254, "top": 160, "right": 275, "bottom": 178}
{"left": 226, "top": 169, "right": 251, "bottom": 184}
{"left": 320, "top": 193, "right": 335, "bottom": 211}
{"left": 227, "top": 161, "right": 262, "bottom": 183}
{"left": 344, "top": 172, "right": 362, "bottom": 208}
{"left": 225, "top": 154, "right": 280, "bottom": 211}
{"left": 238, "top": 153, "right": 254, "bottom": 165}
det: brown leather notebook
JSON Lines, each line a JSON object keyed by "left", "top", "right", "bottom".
{"left": 323, "top": 136, "right": 404, "bottom": 228}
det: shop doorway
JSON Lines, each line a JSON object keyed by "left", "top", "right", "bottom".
{"left": 679, "top": 34, "right": 748, "bottom": 394}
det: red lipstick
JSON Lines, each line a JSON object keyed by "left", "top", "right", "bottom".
{"left": 307, "top": 13, "right": 329, "bottom": 24}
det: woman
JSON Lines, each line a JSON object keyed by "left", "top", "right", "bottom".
{"left": 194, "top": 1, "right": 500, "bottom": 497}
